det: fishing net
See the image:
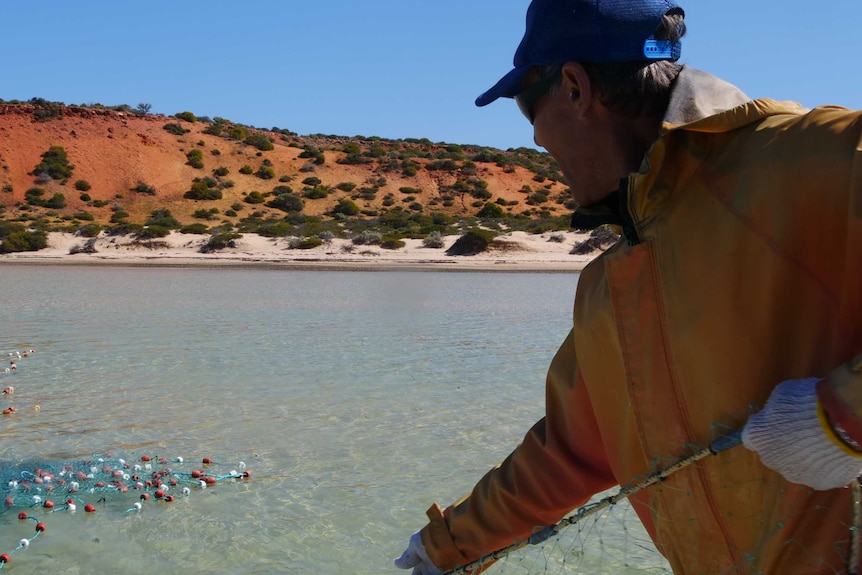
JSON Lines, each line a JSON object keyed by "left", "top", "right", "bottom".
{"left": 0, "top": 349, "right": 253, "bottom": 571}
{"left": 438, "top": 428, "right": 862, "bottom": 575}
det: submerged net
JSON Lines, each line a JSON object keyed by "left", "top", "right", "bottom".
{"left": 0, "top": 349, "right": 253, "bottom": 571}
{"left": 0, "top": 450, "right": 253, "bottom": 570}
{"left": 460, "top": 495, "right": 672, "bottom": 575}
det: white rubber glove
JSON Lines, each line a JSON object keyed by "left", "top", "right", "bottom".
{"left": 742, "top": 378, "right": 862, "bottom": 490}
{"left": 395, "top": 531, "right": 441, "bottom": 575}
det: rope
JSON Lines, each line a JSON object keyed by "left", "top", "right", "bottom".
{"left": 442, "top": 429, "right": 744, "bottom": 575}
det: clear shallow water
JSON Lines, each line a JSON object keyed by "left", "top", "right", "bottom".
{"left": 0, "top": 265, "right": 667, "bottom": 574}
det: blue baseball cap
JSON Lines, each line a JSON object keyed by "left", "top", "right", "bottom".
{"left": 476, "top": 0, "right": 683, "bottom": 107}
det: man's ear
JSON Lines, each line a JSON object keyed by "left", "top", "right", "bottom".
{"left": 561, "top": 62, "right": 592, "bottom": 117}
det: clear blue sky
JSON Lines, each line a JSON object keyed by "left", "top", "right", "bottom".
{"left": 2, "top": 1, "right": 860, "bottom": 151}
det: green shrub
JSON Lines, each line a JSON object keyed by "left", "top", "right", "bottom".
{"left": 338, "top": 152, "right": 371, "bottom": 165}
{"left": 228, "top": 126, "right": 248, "bottom": 140}
{"left": 399, "top": 186, "right": 421, "bottom": 195}
{"left": 79, "top": 193, "right": 91, "bottom": 202}
{"left": 0, "top": 229, "right": 47, "bottom": 253}
{"left": 302, "top": 176, "right": 322, "bottom": 187}
{"left": 203, "top": 123, "right": 223, "bottom": 136}
{"left": 31, "top": 100, "right": 63, "bottom": 122}
{"left": 336, "top": 182, "right": 356, "bottom": 192}
{"left": 289, "top": 236, "right": 323, "bottom": 250}
{"left": 132, "top": 181, "right": 157, "bottom": 195}
{"left": 255, "top": 166, "right": 275, "bottom": 180}
{"left": 303, "top": 186, "right": 329, "bottom": 199}
{"left": 193, "top": 208, "right": 218, "bottom": 220}
{"left": 184, "top": 181, "right": 222, "bottom": 200}
{"left": 145, "top": 209, "right": 181, "bottom": 229}
{"left": 135, "top": 225, "right": 171, "bottom": 239}
{"left": 72, "top": 211, "right": 94, "bottom": 221}
{"left": 426, "top": 159, "right": 458, "bottom": 172}
{"left": 77, "top": 223, "right": 102, "bottom": 237}
{"left": 446, "top": 228, "right": 497, "bottom": 255}
{"left": 252, "top": 221, "right": 293, "bottom": 237}
{"left": 186, "top": 149, "right": 204, "bottom": 169}
{"left": 527, "top": 191, "right": 549, "bottom": 205}
{"left": 181, "top": 223, "right": 209, "bottom": 234}
{"left": 199, "top": 232, "right": 241, "bottom": 253}
{"left": 239, "top": 165, "right": 254, "bottom": 175}
{"left": 106, "top": 222, "right": 143, "bottom": 236}
{"left": 43, "top": 193, "right": 66, "bottom": 209}
{"left": 380, "top": 236, "right": 405, "bottom": 250}
{"left": 110, "top": 211, "right": 129, "bottom": 223}
{"left": 351, "top": 230, "right": 381, "bottom": 245}
{"left": 477, "top": 202, "right": 504, "bottom": 218}
{"left": 174, "top": 111, "right": 197, "bottom": 122}
{"left": 213, "top": 166, "right": 229, "bottom": 177}
{"left": 75, "top": 180, "right": 91, "bottom": 191}
{"left": 25, "top": 187, "right": 45, "bottom": 206}
{"left": 163, "top": 123, "right": 189, "bottom": 135}
{"left": 331, "top": 198, "right": 359, "bottom": 217}
{"left": 244, "top": 133, "right": 274, "bottom": 151}
{"left": 0, "top": 220, "right": 46, "bottom": 252}
{"left": 422, "top": 230, "right": 446, "bottom": 248}
{"left": 266, "top": 193, "right": 304, "bottom": 213}
{"left": 33, "top": 146, "right": 74, "bottom": 180}
{"left": 244, "top": 191, "right": 266, "bottom": 204}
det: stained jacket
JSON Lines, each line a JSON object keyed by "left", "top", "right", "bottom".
{"left": 419, "top": 67, "right": 862, "bottom": 574}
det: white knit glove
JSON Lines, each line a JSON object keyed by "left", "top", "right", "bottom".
{"left": 395, "top": 531, "right": 441, "bottom": 575}
{"left": 742, "top": 378, "right": 862, "bottom": 490}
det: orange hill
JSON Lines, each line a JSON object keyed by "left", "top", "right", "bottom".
{"left": 0, "top": 102, "right": 572, "bottom": 232}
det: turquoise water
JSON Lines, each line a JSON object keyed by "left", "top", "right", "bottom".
{"left": 0, "top": 265, "right": 668, "bottom": 574}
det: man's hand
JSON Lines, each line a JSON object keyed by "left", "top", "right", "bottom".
{"left": 395, "top": 531, "right": 441, "bottom": 575}
{"left": 742, "top": 378, "right": 862, "bottom": 490}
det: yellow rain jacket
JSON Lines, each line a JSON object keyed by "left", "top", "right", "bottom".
{"left": 420, "top": 67, "right": 862, "bottom": 574}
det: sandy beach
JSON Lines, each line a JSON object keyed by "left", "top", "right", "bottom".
{"left": 0, "top": 230, "right": 600, "bottom": 272}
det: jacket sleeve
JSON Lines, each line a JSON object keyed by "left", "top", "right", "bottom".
{"left": 814, "top": 118, "right": 862, "bottom": 448}
{"left": 419, "top": 329, "right": 617, "bottom": 571}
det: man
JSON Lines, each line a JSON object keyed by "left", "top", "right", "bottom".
{"left": 396, "top": 1, "right": 862, "bottom": 574}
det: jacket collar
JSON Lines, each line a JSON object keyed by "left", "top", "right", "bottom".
{"left": 572, "top": 67, "right": 806, "bottom": 233}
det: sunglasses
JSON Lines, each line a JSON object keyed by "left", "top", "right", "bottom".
{"left": 515, "top": 72, "right": 560, "bottom": 124}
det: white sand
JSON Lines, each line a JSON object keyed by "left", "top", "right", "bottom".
{"left": 0, "top": 231, "right": 602, "bottom": 272}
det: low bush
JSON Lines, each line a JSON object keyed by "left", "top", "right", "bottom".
{"left": 445, "top": 228, "right": 497, "bottom": 256}
{"left": 77, "top": 223, "right": 102, "bottom": 237}
{"left": 33, "top": 146, "right": 74, "bottom": 180}
{"left": 380, "top": 236, "right": 405, "bottom": 250}
{"left": 288, "top": 236, "right": 323, "bottom": 250}
{"left": 244, "top": 191, "right": 266, "bottom": 204}
{"left": 422, "top": 231, "right": 446, "bottom": 248}
{"left": 181, "top": 223, "right": 209, "bottom": 234}
{"left": 199, "top": 232, "right": 242, "bottom": 253}
{"left": 131, "top": 181, "right": 157, "bottom": 195}
{"left": 163, "top": 123, "right": 189, "bottom": 136}
{"left": 186, "top": 149, "right": 204, "bottom": 169}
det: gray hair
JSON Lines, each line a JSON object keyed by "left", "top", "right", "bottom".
{"left": 541, "top": 10, "right": 686, "bottom": 118}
